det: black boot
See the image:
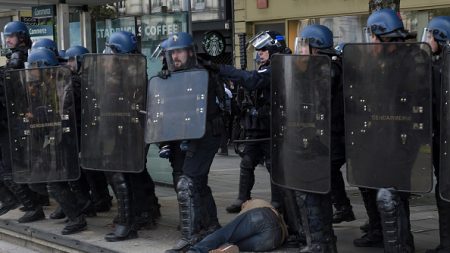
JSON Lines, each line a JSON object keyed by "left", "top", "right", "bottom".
{"left": 18, "top": 208, "right": 45, "bottom": 223}
{"left": 62, "top": 215, "right": 87, "bottom": 235}
{"left": 201, "top": 187, "right": 220, "bottom": 236}
{"left": 50, "top": 205, "right": 66, "bottom": 219}
{"left": 354, "top": 188, "right": 383, "bottom": 248}
{"left": 332, "top": 205, "right": 356, "bottom": 223}
{"left": 167, "top": 176, "right": 202, "bottom": 252}
{"left": 0, "top": 182, "right": 19, "bottom": 216}
{"left": 85, "top": 170, "right": 112, "bottom": 213}
{"left": 270, "top": 182, "right": 283, "bottom": 212}
{"left": 105, "top": 173, "right": 137, "bottom": 242}
{"left": 377, "top": 188, "right": 414, "bottom": 253}
{"left": 360, "top": 220, "right": 369, "bottom": 232}
{"left": 135, "top": 199, "right": 161, "bottom": 230}
{"left": 48, "top": 183, "right": 87, "bottom": 235}
{"left": 426, "top": 191, "right": 450, "bottom": 253}
{"left": 4, "top": 180, "right": 44, "bottom": 223}
{"left": 69, "top": 180, "right": 96, "bottom": 217}
{"left": 353, "top": 227, "right": 384, "bottom": 247}
{"left": 295, "top": 191, "right": 336, "bottom": 253}
{"left": 226, "top": 168, "right": 254, "bottom": 213}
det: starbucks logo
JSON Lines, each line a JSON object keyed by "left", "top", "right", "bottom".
{"left": 202, "top": 31, "right": 225, "bottom": 57}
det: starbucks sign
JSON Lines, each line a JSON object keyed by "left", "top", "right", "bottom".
{"left": 202, "top": 31, "right": 225, "bottom": 57}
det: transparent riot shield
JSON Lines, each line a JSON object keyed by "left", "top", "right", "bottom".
{"left": 440, "top": 46, "right": 450, "bottom": 201}
{"left": 4, "top": 66, "right": 80, "bottom": 183}
{"left": 271, "top": 54, "right": 331, "bottom": 193}
{"left": 145, "top": 69, "right": 209, "bottom": 143}
{"left": 80, "top": 54, "right": 147, "bottom": 173}
{"left": 343, "top": 43, "right": 433, "bottom": 193}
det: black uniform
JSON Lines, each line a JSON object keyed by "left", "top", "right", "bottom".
{"left": 169, "top": 65, "right": 224, "bottom": 252}
{"left": 353, "top": 46, "right": 423, "bottom": 251}
{"left": 0, "top": 46, "right": 45, "bottom": 223}
{"left": 288, "top": 57, "right": 343, "bottom": 252}
{"left": 46, "top": 72, "right": 97, "bottom": 234}
{"left": 219, "top": 63, "right": 283, "bottom": 212}
{"left": 329, "top": 57, "right": 354, "bottom": 223}
{"left": 428, "top": 53, "right": 450, "bottom": 253}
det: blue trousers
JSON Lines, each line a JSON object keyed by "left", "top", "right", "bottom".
{"left": 189, "top": 207, "right": 283, "bottom": 253}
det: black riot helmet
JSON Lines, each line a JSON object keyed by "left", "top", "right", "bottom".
{"left": 247, "top": 30, "right": 290, "bottom": 56}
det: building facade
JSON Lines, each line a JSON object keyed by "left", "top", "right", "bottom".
{"left": 233, "top": 0, "right": 450, "bottom": 69}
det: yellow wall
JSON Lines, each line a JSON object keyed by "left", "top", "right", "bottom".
{"left": 243, "top": 0, "right": 450, "bottom": 22}
{"left": 233, "top": 0, "right": 450, "bottom": 67}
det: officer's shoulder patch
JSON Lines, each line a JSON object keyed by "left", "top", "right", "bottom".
{"left": 257, "top": 68, "right": 268, "bottom": 73}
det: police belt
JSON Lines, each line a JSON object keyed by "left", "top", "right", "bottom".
{"left": 233, "top": 137, "right": 271, "bottom": 143}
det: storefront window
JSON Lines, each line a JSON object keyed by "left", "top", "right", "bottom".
{"left": 70, "top": 22, "right": 81, "bottom": 47}
{"left": 69, "top": 10, "right": 81, "bottom": 47}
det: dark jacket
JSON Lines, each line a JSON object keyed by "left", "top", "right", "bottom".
{"left": 219, "top": 63, "right": 271, "bottom": 137}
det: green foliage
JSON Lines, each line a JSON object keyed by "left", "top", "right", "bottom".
{"left": 90, "top": 4, "right": 117, "bottom": 19}
{"left": 369, "top": 0, "right": 400, "bottom": 14}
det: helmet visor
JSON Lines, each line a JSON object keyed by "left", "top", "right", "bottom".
{"left": 294, "top": 37, "right": 310, "bottom": 55}
{"left": 104, "top": 43, "right": 120, "bottom": 54}
{"left": 247, "top": 32, "right": 273, "bottom": 50}
{"left": 25, "top": 61, "right": 48, "bottom": 69}
{"left": 151, "top": 43, "right": 164, "bottom": 59}
{"left": 363, "top": 27, "right": 372, "bottom": 43}
{"left": 421, "top": 27, "right": 449, "bottom": 45}
{"left": 0, "top": 32, "right": 9, "bottom": 56}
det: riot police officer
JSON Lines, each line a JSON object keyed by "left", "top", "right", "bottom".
{"left": 164, "top": 32, "right": 224, "bottom": 253}
{"left": 63, "top": 45, "right": 113, "bottom": 215}
{"left": 353, "top": 9, "right": 417, "bottom": 251}
{"left": 152, "top": 39, "right": 186, "bottom": 193}
{"left": 290, "top": 24, "right": 341, "bottom": 252}
{"left": 102, "top": 31, "right": 160, "bottom": 242}
{"left": 422, "top": 16, "right": 450, "bottom": 253}
{"left": 328, "top": 42, "right": 357, "bottom": 225}
{"left": 220, "top": 30, "right": 288, "bottom": 214}
{"left": 22, "top": 47, "right": 91, "bottom": 234}
{"left": 0, "top": 21, "right": 45, "bottom": 223}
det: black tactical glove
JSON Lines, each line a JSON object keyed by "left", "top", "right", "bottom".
{"left": 157, "top": 69, "right": 170, "bottom": 79}
{"left": 197, "top": 55, "right": 220, "bottom": 72}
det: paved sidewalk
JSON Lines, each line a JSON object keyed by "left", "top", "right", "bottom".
{"left": 0, "top": 150, "right": 441, "bottom": 252}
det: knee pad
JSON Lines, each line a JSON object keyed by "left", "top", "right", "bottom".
{"left": 377, "top": 188, "right": 397, "bottom": 212}
{"left": 111, "top": 173, "right": 127, "bottom": 194}
{"left": 177, "top": 175, "right": 195, "bottom": 198}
